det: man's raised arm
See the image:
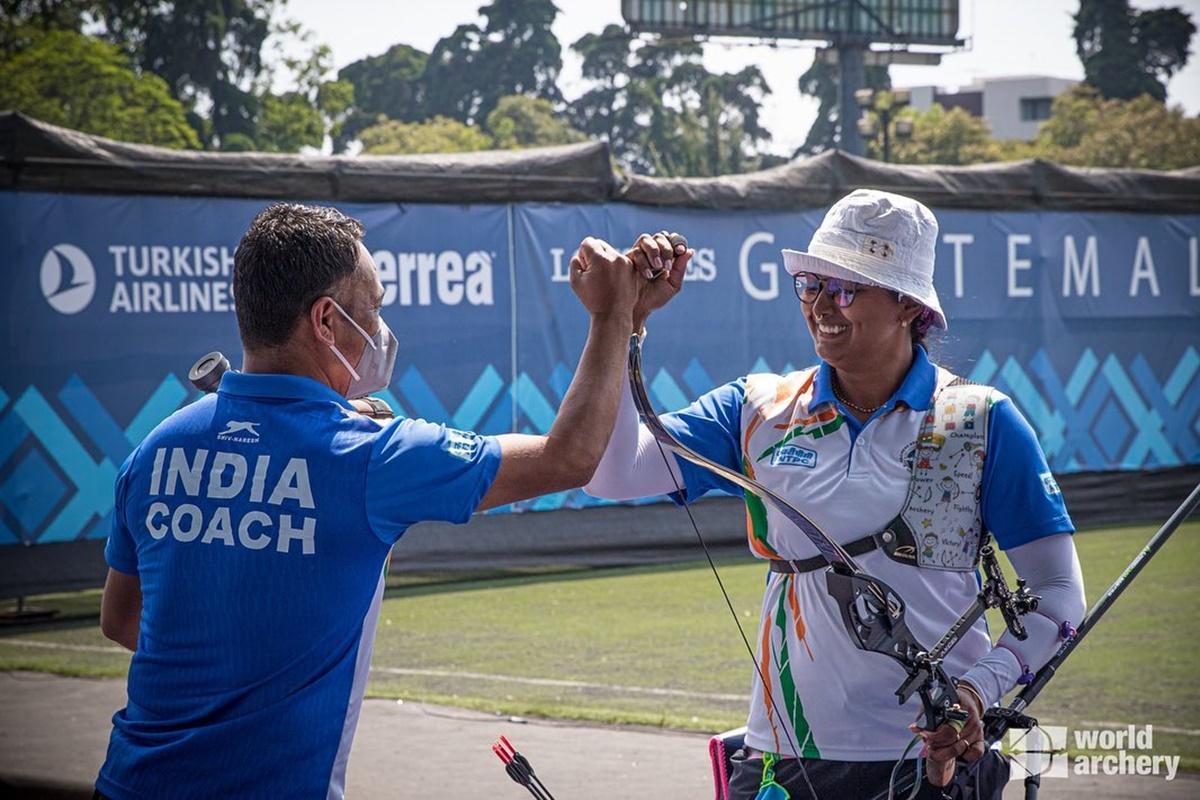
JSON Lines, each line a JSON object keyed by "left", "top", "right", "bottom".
{"left": 477, "top": 237, "right": 644, "bottom": 510}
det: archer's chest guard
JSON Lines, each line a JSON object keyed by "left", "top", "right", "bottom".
{"left": 883, "top": 379, "right": 996, "bottom": 572}
{"left": 741, "top": 369, "right": 996, "bottom": 574}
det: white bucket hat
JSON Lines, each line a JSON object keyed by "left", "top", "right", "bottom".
{"left": 782, "top": 189, "right": 947, "bottom": 330}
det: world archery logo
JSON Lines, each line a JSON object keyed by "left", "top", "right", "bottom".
{"left": 40, "top": 244, "right": 96, "bottom": 315}
{"left": 1004, "top": 725, "right": 1069, "bottom": 781}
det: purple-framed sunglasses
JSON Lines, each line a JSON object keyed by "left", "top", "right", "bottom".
{"left": 792, "top": 272, "right": 867, "bottom": 308}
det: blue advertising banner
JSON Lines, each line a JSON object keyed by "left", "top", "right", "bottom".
{"left": 1, "top": 191, "right": 1197, "bottom": 546}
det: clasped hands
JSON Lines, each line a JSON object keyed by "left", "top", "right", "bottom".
{"left": 569, "top": 231, "right": 693, "bottom": 328}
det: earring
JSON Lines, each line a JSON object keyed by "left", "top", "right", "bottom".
{"left": 901, "top": 320, "right": 909, "bottom": 328}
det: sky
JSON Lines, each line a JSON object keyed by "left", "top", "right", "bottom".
{"left": 286, "top": 0, "right": 1200, "bottom": 156}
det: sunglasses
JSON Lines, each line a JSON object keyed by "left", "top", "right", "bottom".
{"left": 793, "top": 272, "right": 869, "bottom": 308}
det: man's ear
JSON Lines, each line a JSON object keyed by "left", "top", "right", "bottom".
{"left": 309, "top": 296, "right": 338, "bottom": 347}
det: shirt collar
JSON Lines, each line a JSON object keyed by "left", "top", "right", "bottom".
{"left": 218, "top": 371, "right": 355, "bottom": 410}
{"left": 811, "top": 345, "right": 937, "bottom": 413}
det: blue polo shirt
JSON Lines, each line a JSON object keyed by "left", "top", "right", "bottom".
{"left": 663, "top": 346, "right": 1073, "bottom": 549}
{"left": 98, "top": 372, "right": 501, "bottom": 800}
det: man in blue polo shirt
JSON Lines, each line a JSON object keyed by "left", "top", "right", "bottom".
{"left": 96, "top": 204, "right": 686, "bottom": 799}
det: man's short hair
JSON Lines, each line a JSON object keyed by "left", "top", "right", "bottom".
{"left": 233, "top": 204, "right": 366, "bottom": 350}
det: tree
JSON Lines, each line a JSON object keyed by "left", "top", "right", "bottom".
{"left": 335, "top": 43, "right": 428, "bottom": 152}
{"left": 571, "top": 28, "right": 774, "bottom": 176}
{"left": 873, "top": 86, "right": 1200, "bottom": 170}
{"left": 3, "top": 1, "right": 352, "bottom": 152}
{"left": 685, "top": 65, "right": 772, "bottom": 175}
{"left": 1031, "top": 85, "right": 1104, "bottom": 153}
{"left": 796, "top": 58, "right": 891, "bottom": 155}
{"left": 422, "top": 0, "right": 563, "bottom": 126}
{"left": 1029, "top": 84, "right": 1200, "bottom": 169}
{"left": 253, "top": 91, "right": 323, "bottom": 152}
{"left": 485, "top": 95, "right": 583, "bottom": 149}
{"left": 1, "top": 0, "right": 93, "bottom": 50}
{"left": 1074, "top": 0, "right": 1195, "bottom": 101}
{"left": 359, "top": 116, "right": 492, "bottom": 155}
{"left": 886, "top": 104, "right": 999, "bottom": 165}
{"left": 95, "top": 0, "right": 278, "bottom": 147}
{"left": 0, "top": 28, "right": 200, "bottom": 148}
{"left": 570, "top": 25, "right": 652, "bottom": 169}
{"left": 247, "top": 19, "right": 354, "bottom": 153}
{"left": 316, "top": 79, "right": 355, "bottom": 150}
{"left": 356, "top": 96, "right": 582, "bottom": 155}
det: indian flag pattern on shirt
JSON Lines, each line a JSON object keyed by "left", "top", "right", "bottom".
{"left": 741, "top": 371, "right": 826, "bottom": 758}
{"left": 754, "top": 574, "right": 821, "bottom": 759}
{"left": 739, "top": 371, "right": 826, "bottom": 559}
{"left": 756, "top": 405, "right": 846, "bottom": 465}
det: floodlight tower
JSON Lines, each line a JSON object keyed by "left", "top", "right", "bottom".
{"left": 621, "top": 0, "right": 965, "bottom": 157}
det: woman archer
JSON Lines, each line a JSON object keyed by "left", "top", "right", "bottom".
{"left": 590, "top": 191, "right": 1087, "bottom": 800}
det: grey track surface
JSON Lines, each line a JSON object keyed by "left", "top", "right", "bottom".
{"left": 0, "top": 672, "right": 1194, "bottom": 799}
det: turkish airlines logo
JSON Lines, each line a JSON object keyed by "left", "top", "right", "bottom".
{"left": 40, "top": 244, "right": 96, "bottom": 314}
{"left": 217, "top": 421, "right": 261, "bottom": 443}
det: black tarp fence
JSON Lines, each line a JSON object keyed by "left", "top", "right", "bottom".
{"left": 1, "top": 112, "right": 1197, "bottom": 592}
{"left": 3, "top": 112, "right": 1199, "bottom": 212}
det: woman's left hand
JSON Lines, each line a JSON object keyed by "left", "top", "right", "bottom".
{"left": 625, "top": 231, "right": 691, "bottom": 331}
{"left": 911, "top": 682, "right": 987, "bottom": 787}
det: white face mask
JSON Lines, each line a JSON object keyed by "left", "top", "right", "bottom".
{"left": 327, "top": 299, "right": 398, "bottom": 399}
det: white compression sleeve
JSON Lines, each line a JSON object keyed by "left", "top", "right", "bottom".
{"left": 960, "top": 533, "right": 1086, "bottom": 706}
{"left": 583, "top": 363, "right": 683, "bottom": 500}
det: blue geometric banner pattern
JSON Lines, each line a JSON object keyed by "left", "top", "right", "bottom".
{"left": 1, "top": 345, "right": 1195, "bottom": 544}
{"left": 968, "top": 347, "right": 1200, "bottom": 472}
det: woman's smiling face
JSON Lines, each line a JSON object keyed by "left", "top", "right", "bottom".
{"left": 799, "top": 273, "right": 916, "bottom": 371}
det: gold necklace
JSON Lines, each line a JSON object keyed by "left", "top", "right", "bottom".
{"left": 831, "top": 374, "right": 884, "bottom": 414}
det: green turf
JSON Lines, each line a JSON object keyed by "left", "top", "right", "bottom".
{"left": 2, "top": 520, "right": 1197, "bottom": 768}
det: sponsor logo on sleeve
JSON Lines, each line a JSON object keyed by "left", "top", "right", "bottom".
{"left": 444, "top": 428, "right": 482, "bottom": 461}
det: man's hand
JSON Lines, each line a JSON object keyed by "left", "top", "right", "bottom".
{"left": 912, "top": 683, "right": 987, "bottom": 787}
{"left": 569, "top": 237, "right": 640, "bottom": 320}
{"left": 625, "top": 231, "right": 692, "bottom": 331}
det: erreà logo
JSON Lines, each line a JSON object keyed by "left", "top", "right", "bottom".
{"left": 40, "top": 244, "right": 96, "bottom": 314}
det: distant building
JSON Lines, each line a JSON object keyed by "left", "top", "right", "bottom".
{"left": 905, "top": 76, "right": 1078, "bottom": 141}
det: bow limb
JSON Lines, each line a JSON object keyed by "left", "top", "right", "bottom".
{"left": 627, "top": 332, "right": 822, "bottom": 797}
